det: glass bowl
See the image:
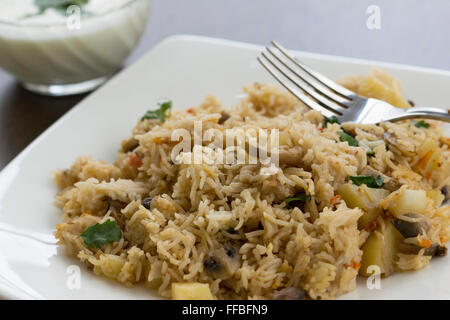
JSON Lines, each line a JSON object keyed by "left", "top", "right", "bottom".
{"left": 0, "top": 0, "right": 151, "bottom": 96}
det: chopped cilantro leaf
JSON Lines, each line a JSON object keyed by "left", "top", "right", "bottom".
{"left": 141, "top": 101, "right": 172, "bottom": 122}
{"left": 349, "top": 175, "right": 384, "bottom": 188}
{"left": 325, "top": 116, "right": 341, "bottom": 126}
{"left": 80, "top": 220, "right": 122, "bottom": 249}
{"left": 338, "top": 131, "right": 359, "bottom": 147}
{"left": 285, "top": 192, "right": 311, "bottom": 208}
{"left": 413, "top": 120, "right": 430, "bottom": 129}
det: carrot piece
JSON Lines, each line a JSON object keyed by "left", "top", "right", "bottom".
{"left": 420, "top": 238, "right": 432, "bottom": 249}
{"left": 352, "top": 261, "right": 361, "bottom": 270}
{"left": 329, "top": 195, "right": 341, "bottom": 205}
{"left": 129, "top": 153, "right": 143, "bottom": 168}
{"left": 345, "top": 260, "right": 361, "bottom": 270}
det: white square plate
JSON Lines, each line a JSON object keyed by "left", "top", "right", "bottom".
{"left": 0, "top": 35, "right": 449, "bottom": 300}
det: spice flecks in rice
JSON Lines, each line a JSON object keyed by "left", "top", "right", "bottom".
{"left": 53, "top": 70, "right": 450, "bottom": 299}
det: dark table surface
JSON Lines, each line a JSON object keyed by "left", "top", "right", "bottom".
{"left": 1, "top": 0, "right": 449, "bottom": 171}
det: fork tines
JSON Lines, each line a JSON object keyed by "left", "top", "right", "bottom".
{"left": 258, "top": 41, "right": 354, "bottom": 119}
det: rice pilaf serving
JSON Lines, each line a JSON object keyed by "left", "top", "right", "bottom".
{"left": 54, "top": 69, "right": 450, "bottom": 300}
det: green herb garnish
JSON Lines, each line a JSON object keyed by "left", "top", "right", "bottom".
{"left": 338, "top": 131, "right": 359, "bottom": 147}
{"left": 413, "top": 120, "right": 430, "bottom": 129}
{"left": 359, "top": 140, "right": 376, "bottom": 157}
{"left": 141, "top": 101, "right": 172, "bottom": 122}
{"left": 349, "top": 175, "right": 384, "bottom": 188}
{"left": 80, "top": 220, "right": 122, "bottom": 249}
{"left": 23, "top": 0, "right": 89, "bottom": 19}
{"left": 285, "top": 192, "right": 311, "bottom": 208}
{"left": 325, "top": 116, "right": 341, "bottom": 126}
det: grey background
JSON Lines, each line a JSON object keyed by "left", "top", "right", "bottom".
{"left": 1, "top": 0, "right": 449, "bottom": 170}
{"left": 129, "top": 0, "right": 450, "bottom": 70}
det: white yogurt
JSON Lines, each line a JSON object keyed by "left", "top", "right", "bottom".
{"left": 0, "top": 0, "right": 150, "bottom": 93}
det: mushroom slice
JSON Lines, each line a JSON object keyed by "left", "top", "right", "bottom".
{"left": 383, "top": 132, "right": 415, "bottom": 157}
{"left": 254, "top": 145, "right": 303, "bottom": 167}
{"left": 441, "top": 185, "right": 450, "bottom": 202}
{"left": 361, "top": 165, "right": 401, "bottom": 191}
{"left": 218, "top": 112, "right": 231, "bottom": 124}
{"left": 273, "top": 287, "right": 306, "bottom": 300}
{"left": 399, "top": 243, "right": 447, "bottom": 257}
{"left": 121, "top": 137, "right": 139, "bottom": 153}
{"left": 203, "top": 242, "right": 240, "bottom": 280}
{"left": 391, "top": 213, "right": 430, "bottom": 238}
{"left": 103, "top": 198, "right": 128, "bottom": 229}
{"left": 142, "top": 197, "right": 153, "bottom": 210}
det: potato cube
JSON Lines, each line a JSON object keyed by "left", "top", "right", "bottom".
{"left": 338, "top": 183, "right": 389, "bottom": 229}
{"left": 382, "top": 222, "right": 404, "bottom": 276}
{"left": 360, "top": 231, "right": 384, "bottom": 277}
{"left": 360, "top": 222, "right": 403, "bottom": 277}
{"left": 171, "top": 282, "right": 214, "bottom": 300}
{"left": 387, "top": 189, "right": 428, "bottom": 216}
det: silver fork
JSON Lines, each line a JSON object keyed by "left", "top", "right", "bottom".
{"left": 258, "top": 41, "right": 450, "bottom": 124}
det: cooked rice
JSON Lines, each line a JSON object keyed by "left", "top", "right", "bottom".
{"left": 53, "top": 69, "right": 450, "bottom": 299}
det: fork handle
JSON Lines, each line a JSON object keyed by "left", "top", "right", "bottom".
{"left": 402, "top": 107, "right": 450, "bottom": 123}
